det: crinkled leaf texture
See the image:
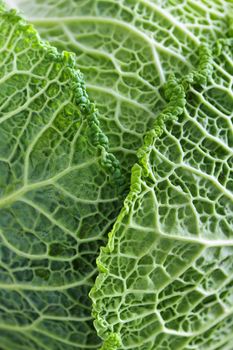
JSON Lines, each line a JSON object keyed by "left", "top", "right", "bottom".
{"left": 9, "top": 0, "right": 232, "bottom": 181}
{"left": 0, "top": 5, "right": 123, "bottom": 350}
{"left": 91, "top": 43, "right": 233, "bottom": 350}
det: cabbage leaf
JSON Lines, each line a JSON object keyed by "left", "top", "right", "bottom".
{"left": 91, "top": 42, "right": 233, "bottom": 350}
{"left": 10, "top": 0, "right": 232, "bottom": 181}
{"left": 0, "top": 1, "right": 232, "bottom": 350}
{"left": 0, "top": 5, "right": 122, "bottom": 350}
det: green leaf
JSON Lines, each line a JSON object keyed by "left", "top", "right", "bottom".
{"left": 91, "top": 42, "right": 233, "bottom": 349}
{"left": 0, "top": 6, "right": 122, "bottom": 350}
{"left": 11, "top": 0, "right": 232, "bottom": 182}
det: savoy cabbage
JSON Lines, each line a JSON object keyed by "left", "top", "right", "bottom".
{"left": 0, "top": 1, "right": 232, "bottom": 350}
{"left": 0, "top": 4, "right": 122, "bottom": 349}
{"left": 91, "top": 43, "right": 233, "bottom": 349}
{"left": 8, "top": 0, "right": 232, "bottom": 181}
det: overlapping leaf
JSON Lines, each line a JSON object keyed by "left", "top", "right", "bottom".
{"left": 1, "top": 1, "right": 232, "bottom": 350}
{"left": 0, "top": 6, "right": 122, "bottom": 350}
{"left": 91, "top": 43, "right": 233, "bottom": 350}
{"left": 11, "top": 0, "right": 232, "bottom": 181}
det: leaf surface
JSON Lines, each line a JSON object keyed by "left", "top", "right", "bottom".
{"left": 91, "top": 43, "right": 233, "bottom": 350}
{"left": 11, "top": 0, "right": 232, "bottom": 181}
{"left": 0, "top": 6, "right": 122, "bottom": 350}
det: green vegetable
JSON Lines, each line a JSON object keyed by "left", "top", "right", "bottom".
{"left": 10, "top": 0, "right": 232, "bottom": 182}
{"left": 90, "top": 42, "right": 233, "bottom": 350}
{"left": 0, "top": 5, "right": 122, "bottom": 349}
{"left": 0, "top": 1, "right": 232, "bottom": 350}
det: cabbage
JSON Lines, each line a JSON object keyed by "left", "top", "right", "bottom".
{"left": 91, "top": 42, "right": 233, "bottom": 350}
{"left": 0, "top": 1, "right": 232, "bottom": 349}
{"left": 0, "top": 5, "right": 122, "bottom": 349}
